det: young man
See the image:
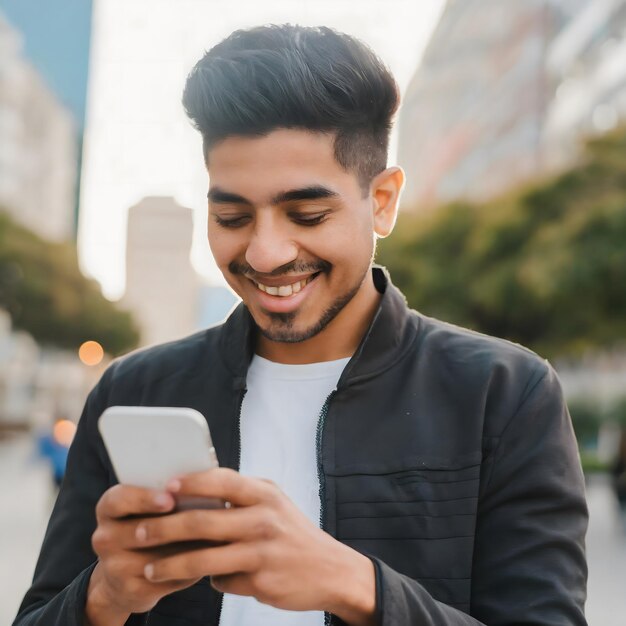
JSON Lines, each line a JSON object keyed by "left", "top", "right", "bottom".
{"left": 14, "top": 25, "right": 588, "bottom": 626}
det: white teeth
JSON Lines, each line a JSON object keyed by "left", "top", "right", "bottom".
{"left": 255, "top": 275, "right": 315, "bottom": 297}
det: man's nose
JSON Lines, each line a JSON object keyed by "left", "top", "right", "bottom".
{"left": 244, "top": 218, "right": 299, "bottom": 275}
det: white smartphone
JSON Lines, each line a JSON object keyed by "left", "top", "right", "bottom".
{"left": 98, "top": 405, "right": 225, "bottom": 510}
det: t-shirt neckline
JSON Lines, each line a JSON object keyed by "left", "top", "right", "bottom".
{"left": 247, "top": 354, "right": 351, "bottom": 381}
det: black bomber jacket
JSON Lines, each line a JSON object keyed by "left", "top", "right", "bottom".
{"left": 14, "top": 267, "right": 588, "bottom": 625}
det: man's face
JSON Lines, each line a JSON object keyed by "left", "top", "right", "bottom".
{"left": 206, "top": 129, "right": 377, "bottom": 344}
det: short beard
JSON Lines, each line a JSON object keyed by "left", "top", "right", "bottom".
{"left": 257, "top": 269, "right": 367, "bottom": 344}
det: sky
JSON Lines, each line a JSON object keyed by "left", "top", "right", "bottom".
{"left": 0, "top": 0, "right": 92, "bottom": 128}
{"left": 78, "top": 0, "right": 445, "bottom": 300}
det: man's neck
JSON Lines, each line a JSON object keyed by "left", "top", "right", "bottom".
{"left": 255, "top": 272, "right": 382, "bottom": 365}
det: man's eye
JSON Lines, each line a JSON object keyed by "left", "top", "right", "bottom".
{"left": 214, "top": 215, "right": 250, "bottom": 228}
{"left": 292, "top": 213, "right": 328, "bottom": 226}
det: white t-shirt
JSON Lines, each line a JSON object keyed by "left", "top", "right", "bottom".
{"left": 218, "top": 354, "right": 350, "bottom": 626}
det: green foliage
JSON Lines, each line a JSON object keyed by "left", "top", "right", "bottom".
{"left": 0, "top": 212, "right": 139, "bottom": 355}
{"left": 566, "top": 396, "right": 626, "bottom": 473}
{"left": 379, "top": 125, "right": 626, "bottom": 359}
{"left": 579, "top": 451, "right": 610, "bottom": 474}
{"left": 567, "top": 399, "right": 604, "bottom": 448}
{"left": 608, "top": 397, "right": 626, "bottom": 426}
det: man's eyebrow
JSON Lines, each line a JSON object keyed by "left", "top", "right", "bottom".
{"left": 271, "top": 186, "right": 339, "bottom": 205}
{"left": 207, "top": 186, "right": 339, "bottom": 206}
{"left": 207, "top": 188, "right": 252, "bottom": 205}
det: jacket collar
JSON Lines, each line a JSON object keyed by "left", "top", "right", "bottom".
{"left": 218, "top": 266, "right": 419, "bottom": 389}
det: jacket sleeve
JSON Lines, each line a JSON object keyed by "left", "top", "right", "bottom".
{"left": 12, "top": 366, "right": 147, "bottom": 626}
{"left": 368, "top": 363, "right": 588, "bottom": 626}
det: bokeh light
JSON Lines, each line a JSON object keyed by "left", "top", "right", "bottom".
{"left": 52, "top": 419, "right": 77, "bottom": 447}
{"left": 78, "top": 340, "right": 104, "bottom": 366}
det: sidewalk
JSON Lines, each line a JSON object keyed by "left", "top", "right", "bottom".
{"left": 585, "top": 473, "right": 626, "bottom": 626}
{"left": 0, "top": 434, "right": 54, "bottom": 625}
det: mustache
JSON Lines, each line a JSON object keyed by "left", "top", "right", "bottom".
{"left": 228, "top": 260, "right": 331, "bottom": 279}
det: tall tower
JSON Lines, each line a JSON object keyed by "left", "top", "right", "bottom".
{"left": 0, "top": 11, "right": 77, "bottom": 241}
{"left": 397, "top": 0, "right": 574, "bottom": 210}
{"left": 123, "top": 196, "right": 199, "bottom": 347}
{"left": 543, "top": 0, "right": 626, "bottom": 169}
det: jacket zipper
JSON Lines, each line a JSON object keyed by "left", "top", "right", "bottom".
{"left": 215, "top": 387, "right": 247, "bottom": 625}
{"left": 316, "top": 390, "right": 336, "bottom": 626}
{"left": 217, "top": 387, "right": 334, "bottom": 625}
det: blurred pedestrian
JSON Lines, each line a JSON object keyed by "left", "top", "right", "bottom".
{"left": 36, "top": 418, "right": 76, "bottom": 489}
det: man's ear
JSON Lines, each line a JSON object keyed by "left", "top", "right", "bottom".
{"left": 370, "top": 166, "right": 405, "bottom": 238}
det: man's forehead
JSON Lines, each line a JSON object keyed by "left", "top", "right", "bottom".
{"left": 205, "top": 130, "right": 361, "bottom": 204}
{"left": 206, "top": 128, "right": 336, "bottom": 167}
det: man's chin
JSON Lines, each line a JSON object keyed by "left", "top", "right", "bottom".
{"left": 254, "top": 309, "right": 316, "bottom": 344}
{"left": 257, "top": 322, "right": 319, "bottom": 344}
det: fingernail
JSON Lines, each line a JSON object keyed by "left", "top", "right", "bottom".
{"left": 166, "top": 478, "right": 181, "bottom": 492}
{"left": 154, "top": 493, "right": 171, "bottom": 508}
{"left": 144, "top": 564, "right": 154, "bottom": 580}
{"left": 136, "top": 524, "right": 147, "bottom": 542}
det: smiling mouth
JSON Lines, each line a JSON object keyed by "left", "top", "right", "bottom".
{"left": 250, "top": 272, "right": 321, "bottom": 297}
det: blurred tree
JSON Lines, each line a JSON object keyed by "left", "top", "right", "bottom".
{"left": 379, "top": 125, "right": 626, "bottom": 359}
{"left": 0, "top": 212, "right": 139, "bottom": 355}
{"left": 567, "top": 399, "right": 604, "bottom": 449}
{"left": 608, "top": 397, "right": 626, "bottom": 427}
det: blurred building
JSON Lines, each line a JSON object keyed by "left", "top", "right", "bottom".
{"left": 123, "top": 196, "right": 200, "bottom": 347}
{"left": 397, "top": 0, "right": 593, "bottom": 210}
{"left": 0, "top": 308, "right": 38, "bottom": 426}
{"left": 0, "top": 12, "right": 77, "bottom": 241}
{"left": 543, "top": 0, "right": 626, "bottom": 168}
{"left": 0, "top": 308, "right": 99, "bottom": 428}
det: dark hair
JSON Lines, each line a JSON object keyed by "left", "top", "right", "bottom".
{"left": 182, "top": 24, "right": 399, "bottom": 189}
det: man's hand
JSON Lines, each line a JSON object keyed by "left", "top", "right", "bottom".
{"left": 85, "top": 485, "right": 202, "bottom": 626}
{"left": 137, "top": 468, "right": 377, "bottom": 625}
